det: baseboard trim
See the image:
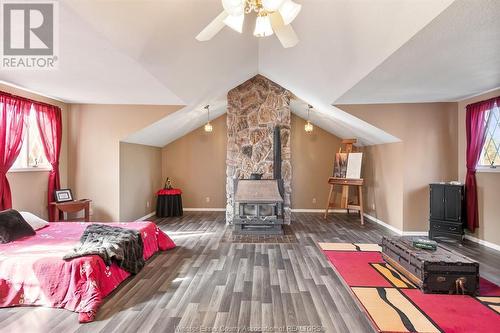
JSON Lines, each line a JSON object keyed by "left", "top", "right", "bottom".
{"left": 135, "top": 211, "right": 155, "bottom": 221}
{"left": 292, "top": 209, "right": 347, "bottom": 213}
{"left": 464, "top": 234, "right": 500, "bottom": 252}
{"left": 363, "top": 213, "right": 403, "bottom": 235}
{"left": 364, "top": 213, "right": 500, "bottom": 251}
{"left": 183, "top": 208, "right": 226, "bottom": 212}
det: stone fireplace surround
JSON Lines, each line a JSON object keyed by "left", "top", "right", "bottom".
{"left": 226, "top": 75, "right": 292, "bottom": 224}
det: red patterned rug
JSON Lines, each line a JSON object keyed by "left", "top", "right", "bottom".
{"left": 319, "top": 243, "right": 500, "bottom": 333}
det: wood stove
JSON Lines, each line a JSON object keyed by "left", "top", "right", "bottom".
{"left": 233, "top": 179, "right": 284, "bottom": 235}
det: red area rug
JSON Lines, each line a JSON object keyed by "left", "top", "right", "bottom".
{"left": 320, "top": 243, "right": 500, "bottom": 333}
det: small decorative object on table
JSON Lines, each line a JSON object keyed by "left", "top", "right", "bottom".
{"left": 412, "top": 238, "right": 437, "bottom": 251}
{"left": 381, "top": 236, "right": 479, "bottom": 295}
{"left": 164, "top": 177, "right": 173, "bottom": 189}
{"left": 156, "top": 187, "right": 183, "bottom": 217}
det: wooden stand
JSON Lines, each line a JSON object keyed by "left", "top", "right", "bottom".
{"left": 324, "top": 139, "right": 364, "bottom": 225}
{"left": 324, "top": 177, "right": 364, "bottom": 225}
{"left": 50, "top": 199, "right": 92, "bottom": 222}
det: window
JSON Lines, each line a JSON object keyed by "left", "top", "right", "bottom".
{"left": 10, "top": 105, "right": 51, "bottom": 171}
{"left": 478, "top": 101, "right": 500, "bottom": 168}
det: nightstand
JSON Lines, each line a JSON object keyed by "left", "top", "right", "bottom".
{"left": 50, "top": 199, "right": 92, "bottom": 222}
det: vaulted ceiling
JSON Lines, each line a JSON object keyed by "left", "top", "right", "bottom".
{"left": 335, "top": 0, "right": 500, "bottom": 104}
{"left": 1, "top": 0, "right": 498, "bottom": 146}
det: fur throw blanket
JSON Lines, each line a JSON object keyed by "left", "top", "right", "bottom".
{"left": 0, "top": 209, "right": 35, "bottom": 244}
{"left": 64, "top": 224, "right": 145, "bottom": 274}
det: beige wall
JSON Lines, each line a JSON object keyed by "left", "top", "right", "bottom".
{"left": 162, "top": 115, "right": 227, "bottom": 208}
{"left": 120, "top": 142, "right": 162, "bottom": 221}
{"left": 2, "top": 83, "right": 70, "bottom": 219}
{"left": 458, "top": 89, "right": 500, "bottom": 246}
{"left": 68, "top": 104, "right": 181, "bottom": 221}
{"left": 290, "top": 115, "right": 342, "bottom": 209}
{"left": 161, "top": 113, "right": 343, "bottom": 209}
{"left": 339, "top": 103, "right": 458, "bottom": 232}
{"left": 362, "top": 143, "right": 404, "bottom": 230}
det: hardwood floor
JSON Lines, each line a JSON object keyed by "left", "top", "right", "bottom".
{"left": 1, "top": 212, "right": 499, "bottom": 333}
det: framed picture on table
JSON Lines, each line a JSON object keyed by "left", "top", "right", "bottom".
{"left": 54, "top": 189, "right": 74, "bottom": 203}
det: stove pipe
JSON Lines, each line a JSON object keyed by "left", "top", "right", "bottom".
{"left": 273, "top": 126, "right": 282, "bottom": 180}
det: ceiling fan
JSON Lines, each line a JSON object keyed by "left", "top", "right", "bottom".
{"left": 196, "top": 0, "right": 301, "bottom": 48}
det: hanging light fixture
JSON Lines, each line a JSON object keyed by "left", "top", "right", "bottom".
{"left": 204, "top": 105, "right": 213, "bottom": 132}
{"left": 305, "top": 104, "right": 314, "bottom": 133}
{"left": 196, "top": 0, "right": 301, "bottom": 48}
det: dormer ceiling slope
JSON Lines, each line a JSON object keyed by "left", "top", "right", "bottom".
{"left": 335, "top": 0, "right": 500, "bottom": 104}
{"left": 2, "top": 0, "right": 495, "bottom": 146}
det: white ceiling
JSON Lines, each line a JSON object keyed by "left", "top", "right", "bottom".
{"left": 335, "top": 0, "right": 500, "bottom": 104}
{"left": 258, "top": 0, "right": 454, "bottom": 104}
{"left": 0, "top": 0, "right": 259, "bottom": 105}
{"left": 2, "top": 0, "right": 496, "bottom": 146}
{"left": 0, "top": 1, "right": 185, "bottom": 105}
{"left": 125, "top": 98, "right": 228, "bottom": 147}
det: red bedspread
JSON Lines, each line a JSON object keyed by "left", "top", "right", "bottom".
{"left": 0, "top": 222, "right": 175, "bottom": 323}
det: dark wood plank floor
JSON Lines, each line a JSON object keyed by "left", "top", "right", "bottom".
{"left": 1, "top": 212, "right": 499, "bottom": 333}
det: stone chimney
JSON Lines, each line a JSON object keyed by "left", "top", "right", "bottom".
{"left": 226, "top": 75, "right": 292, "bottom": 224}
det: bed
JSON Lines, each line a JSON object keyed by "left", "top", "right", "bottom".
{"left": 0, "top": 221, "right": 175, "bottom": 323}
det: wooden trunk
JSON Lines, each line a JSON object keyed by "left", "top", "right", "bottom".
{"left": 381, "top": 237, "right": 479, "bottom": 295}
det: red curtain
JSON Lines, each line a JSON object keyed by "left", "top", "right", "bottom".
{"left": 34, "top": 103, "right": 62, "bottom": 221}
{"left": 0, "top": 93, "right": 32, "bottom": 210}
{"left": 465, "top": 96, "right": 500, "bottom": 232}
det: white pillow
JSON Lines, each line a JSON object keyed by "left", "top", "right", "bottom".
{"left": 19, "top": 212, "right": 49, "bottom": 231}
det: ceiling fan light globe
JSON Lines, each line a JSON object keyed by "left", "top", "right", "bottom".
{"left": 262, "top": 0, "right": 285, "bottom": 11}
{"left": 223, "top": 14, "right": 245, "bottom": 33}
{"left": 279, "top": 0, "right": 302, "bottom": 25}
{"left": 254, "top": 15, "right": 274, "bottom": 37}
{"left": 222, "top": 0, "right": 244, "bottom": 16}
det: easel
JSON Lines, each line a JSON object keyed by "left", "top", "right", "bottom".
{"left": 324, "top": 139, "right": 364, "bottom": 225}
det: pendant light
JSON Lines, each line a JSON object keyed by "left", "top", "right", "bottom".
{"left": 204, "top": 105, "right": 213, "bottom": 132}
{"left": 305, "top": 104, "right": 314, "bottom": 133}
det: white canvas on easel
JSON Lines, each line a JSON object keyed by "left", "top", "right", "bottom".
{"left": 346, "top": 153, "right": 363, "bottom": 179}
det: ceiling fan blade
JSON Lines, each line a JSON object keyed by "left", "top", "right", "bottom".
{"left": 196, "top": 11, "right": 229, "bottom": 41}
{"left": 270, "top": 12, "right": 299, "bottom": 48}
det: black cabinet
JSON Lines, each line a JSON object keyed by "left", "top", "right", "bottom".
{"left": 429, "top": 185, "right": 445, "bottom": 220}
{"left": 429, "top": 183, "right": 466, "bottom": 241}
